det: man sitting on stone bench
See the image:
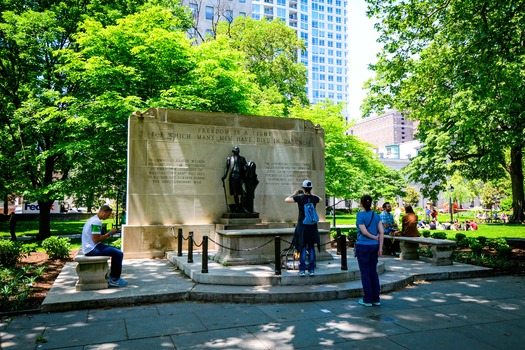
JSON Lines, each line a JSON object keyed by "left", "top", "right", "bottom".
{"left": 81, "top": 205, "right": 128, "bottom": 287}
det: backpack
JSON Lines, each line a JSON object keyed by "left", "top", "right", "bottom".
{"left": 302, "top": 196, "right": 319, "bottom": 225}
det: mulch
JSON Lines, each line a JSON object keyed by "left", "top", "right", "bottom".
{"left": 13, "top": 250, "right": 79, "bottom": 312}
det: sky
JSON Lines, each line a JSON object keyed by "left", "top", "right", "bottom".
{"left": 346, "top": 0, "right": 382, "bottom": 121}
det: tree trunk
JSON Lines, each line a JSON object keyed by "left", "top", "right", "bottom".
{"left": 509, "top": 146, "right": 525, "bottom": 223}
{"left": 3, "top": 193, "right": 8, "bottom": 214}
{"left": 9, "top": 213, "right": 17, "bottom": 241}
{"left": 36, "top": 200, "right": 53, "bottom": 240}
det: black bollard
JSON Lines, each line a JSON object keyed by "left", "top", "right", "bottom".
{"left": 202, "top": 236, "right": 208, "bottom": 273}
{"left": 177, "top": 228, "right": 183, "bottom": 256}
{"left": 336, "top": 227, "right": 341, "bottom": 255}
{"left": 188, "top": 232, "right": 194, "bottom": 263}
{"left": 274, "top": 236, "right": 281, "bottom": 275}
{"left": 339, "top": 234, "right": 348, "bottom": 270}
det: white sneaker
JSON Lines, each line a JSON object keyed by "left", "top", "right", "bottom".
{"left": 308, "top": 270, "right": 315, "bottom": 276}
{"left": 299, "top": 271, "right": 306, "bottom": 277}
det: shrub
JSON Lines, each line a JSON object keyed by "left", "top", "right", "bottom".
{"left": 487, "top": 238, "right": 508, "bottom": 250}
{"left": 469, "top": 240, "right": 484, "bottom": 254}
{"left": 455, "top": 233, "right": 467, "bottom": 241}
{"left": 431, "top": 231, "right": 447, "bottom": 240}
{"left": 476, "top": 236, "right": 487, "bottom": 246}
{"left": 418, "top": 246, "right": 432, "bottom": 257}
{"left": 454, "top": 233, "right": 469, "bottom": 248}
{"left": 421, "top": 230, "right": 431, "bottom": 238}
{"left": 496, "top": 246, "right": 513, "bottom": 259}
{"left": 346, "top": 231, "right": 357, "bottom": 244}
{"left": 0, "top": 240, "right": 25, "bottom": 267}
{"left": 111, "top": 238, "right": 122, "bottom": 250}
{"left": 42, "top": 236, "right": 71, "bottom": 260}
{"left": 0, "top": 266, "right": 43, "bottom": 311}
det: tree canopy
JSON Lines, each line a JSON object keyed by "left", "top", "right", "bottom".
{"left": 363, "top": 0, "right": 525, "bottom": 222}
{"left": 0, "top": 1, "right": 259, "bottom": 238}
{"left": 290, "top": 101, "right": 406, "bottom": 204}
{"left": 217, "top": 16, "right": 309, "bottom": 115}
{"left": 0, "top": 0, "right": 164, "bottom": 237}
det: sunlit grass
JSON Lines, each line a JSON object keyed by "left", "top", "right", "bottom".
{"left": 0, "top": 217, "right": 119, "bottom": 252}
{"left": 327, "top": 214, "right": 525, "bottom": 239}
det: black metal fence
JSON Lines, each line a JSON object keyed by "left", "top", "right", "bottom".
{"left": 172, "top": 227, "right": 348, "bottom": 275}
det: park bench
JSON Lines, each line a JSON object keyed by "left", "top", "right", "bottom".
{"left": 74, "top": 254, "right": 110, "bottom": 291}
{"left": 387, "top": 236, "right": 456, "bottom": 266}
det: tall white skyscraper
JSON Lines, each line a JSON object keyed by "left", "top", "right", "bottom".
{"left": 183, "top": 0, "right": 349, "bottom": 106}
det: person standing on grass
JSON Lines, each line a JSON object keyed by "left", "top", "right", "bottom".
{"left": 355, "top": 194, "right": 384, "bottom": 307}
{"left": 81, "top": 205, "right": 127, "bottom": 287}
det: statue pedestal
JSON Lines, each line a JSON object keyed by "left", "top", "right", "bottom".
{"left": 218, "top": 212, "right": 268, "bottom": 230}
{"left": 214, "top": 228, "right": 333, "bottom": 265}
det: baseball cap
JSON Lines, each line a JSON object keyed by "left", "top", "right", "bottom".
{"left": 302, "top": 180, "right": 312, "bottom": 188}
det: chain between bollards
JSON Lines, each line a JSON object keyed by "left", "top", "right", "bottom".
{"left": 339, "top": 234, "right": 347, "bottom": 270}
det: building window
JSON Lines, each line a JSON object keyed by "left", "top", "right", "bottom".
{"left": 189, "top": 3, "right": 198, "bottom": 18}
{"left": 205, "top": 6, "right": 214, "bottom": 20}
{"left": 225, "top": 10, "right": 233, "bottom": 23}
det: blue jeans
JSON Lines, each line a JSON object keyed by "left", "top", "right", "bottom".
{"left": 299, "top": 245, "right": 316, "bottom": 272}
{"left": 355, "top": 244, "right": 380, "bottom": 303}
{"left": 86, "top": 244, "right": 123, "bottom": 280}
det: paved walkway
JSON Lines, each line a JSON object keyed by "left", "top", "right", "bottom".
{"left": 1, "top": 254, "right": 524, "bottom": 349}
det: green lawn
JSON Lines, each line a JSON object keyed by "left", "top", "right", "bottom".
{"left": 0, "top": 218, "right": 118, "bottom": 238}
{"left": 0, "top": 217, "right": 121, "bottom": 252}
{"left": 2, "top": 215, "right": 522, "bottom": 242}
{"left": 327, "top": 214, "right": 525, "bottom": 239}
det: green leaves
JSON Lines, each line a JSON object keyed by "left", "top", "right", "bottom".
{"left": 290, "top": 101, "right": 406, "bottom": 201}
{"left": 217, "top": 17, "right": 308, "bottom": 115}
{"left": 365, "top": 0, "right": 525, "bottom": 220}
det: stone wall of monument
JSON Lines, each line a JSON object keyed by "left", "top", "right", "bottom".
{"left": 122, "top": 108, "right": 325, "bottom": 258}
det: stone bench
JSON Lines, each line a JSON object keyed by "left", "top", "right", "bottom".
{"left": 74, "top": 254, "right": 111, "bottom": 291}
{"left": 387, "top": 236, "right": 456, "bottom": 266}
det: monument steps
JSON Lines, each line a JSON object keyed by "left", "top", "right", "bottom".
{"left": 166, "top": 251, "right": 384, "bottom": 287}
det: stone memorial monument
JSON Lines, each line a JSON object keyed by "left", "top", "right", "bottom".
{"left": 122, "top": 108, "right": 328, "bottom": 259}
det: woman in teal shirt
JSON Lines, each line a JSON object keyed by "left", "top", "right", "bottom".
{"left": 355, "top": 194, "right": 384, "bottom": 306}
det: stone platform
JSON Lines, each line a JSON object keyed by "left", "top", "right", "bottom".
{"left": 41, "top": 249, "right": 493, "bottom": 313}
{"left": 167, "top": 251, "right": 383, "bottom": 286}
